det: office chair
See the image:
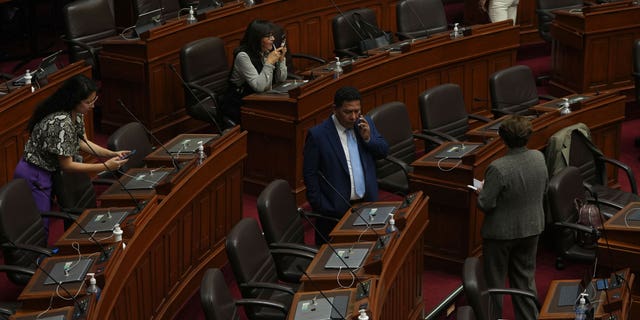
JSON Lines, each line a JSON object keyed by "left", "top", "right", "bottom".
{"left": 0, "top": 265, "right": 33, "bottom": 318}
{"left": 567, "top": 129, "right": 640, "bottom": 206}
{"left": 396, "top": 0, "right": 448, "bottom": 40}
{"left": 489, "top": 65, "right": 555, "bottom": 117}
{"left": 462, "top": 256, "right": 540, "bottom": 320}
{"left": 418, "top": 83, "right": 491, "bottom": 151}
{"left": 51, "top": 171, "right": 97, "bottom": 215}
{"left": 257, "top": 179, "right": 322, "bottom": 283}
{"left": 226, "top": 218, "right": 310, "bottom": 320}
{"left": 456, "top": 306, "right": 476, "bottom": 320}
{"left": 0, "top": 179, "right": 77, "bottom": 286}
{"left": 368, "top": 101, "right": 433, "bottom": 195}
{"left": 133, "top": 0, "right": 182, "bottom": 20}
{"left": 62, "top": 0, "right": 118, "bottom": 79}
{"left": 547, "top": 166, "right": 621, "bottom": 269}
{"left": 180, "top": 37, "right": 235, "bottom": 131}
{"left": 200, "top": 268, "right": 288, "bottom": 320}
{"left": 535, "top": 0, "right": 582, "bottom": 42}
{"left": 332, "top": 8, "right": 383, "bottom": 58}
{"left": 107, "top": 122, "right": 154, "bottom": 173}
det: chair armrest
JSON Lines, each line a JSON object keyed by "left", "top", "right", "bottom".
{"left": 235, "top": 298, "right": 288, "bottom": 314}
{"left": 60, "top": 36, "right": 98, "bottom": 62}
{"left": 240, "top": 282, "right": 296, "bottom": 295}
{"left": 298, "top": 208, "right": 340, "bottom": 223}
{"left": 270, "top": 248, "right": 316, "bottom": 261}
{"left": 0, "top": 307, "right": 13, "bottom": 316}
{"left": 422, "top": 129, "right": 460, "bottom": 143}
{"left": 1, "top": 242, "right": 53, "bottom": 256}
{"left": 334, "top": 48, "right": 360, "bottom": 59}
{"left": 396, "top": 31, "right": 415, "bottom": 40}
{"left": 41, "top": 211, "right": 79, "bottom": 221}
{"left": 384, "top": 155, "right": 411, "bottom": 178}
{"left": 486, "top": 288, "right": 541, "bottom": 310}
{"left": 600, "top": 157, "right": 638, "bottom": 194}
{"left": 0, "top": 264, "right": 35, "bottom": 277}
{"left": 553, "top": 221, "right": 598, "bottom": 235}
{"left": 291, "top": 53, "right": 326, "bottom": 64}
{"left": 269, "top": 242, "right": 318, "bottom": 254}
{"left": 186, "top": 83, "right": 218, "bottom": 104}
{"left": 0, "top": 73, "right": 13, "bottom": 80}
{"left": 468, "top": 113, "right": 492, "bottom": 123}
{"left": 538, "top": 94, "right": 556, "bottom": 101}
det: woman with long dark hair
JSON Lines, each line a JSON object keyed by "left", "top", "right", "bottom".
{"left": 223, "top": 19, "right": 288, "bottom": 124}
{"left": 14, "top": 75, "right": 129, "bottom": 225}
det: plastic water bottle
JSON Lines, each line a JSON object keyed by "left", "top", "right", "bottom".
{"left": 197, "top": 141, "right": 207, "bottom": 165}
{"left": 186, "top": 6, "right": 197, "bottom": 24}
{"left": 575, "top": 293, "right": 588, "bottom": 320}
{"left": 334, "top": 57, "right": 343, "bottom": 79}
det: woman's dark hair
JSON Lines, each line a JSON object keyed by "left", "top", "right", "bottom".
{"left": 498, "top": 115, "right": 532, "bottom": 148}
{"left": 27, "top": 75, "right": 97, "bottom": 133}
{"left": 234, "top": 19, "right": 276, "bottom": 72}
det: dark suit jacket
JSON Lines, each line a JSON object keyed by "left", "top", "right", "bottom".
{"left": 303, "top": 115, "right": 388, "bottom": 218}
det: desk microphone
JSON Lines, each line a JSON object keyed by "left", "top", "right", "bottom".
{"left": 167, "top": 63, "right": 225, "bottom": 134}
{"left": 318, "top": 172, "right": 389, "bottom": 248}
{"left": 3, "top": 239, "right": 87, "bottom": 315}
{"left": 116, "top": 99, "right": 180, "bottom": 173}
{"left": 296, "top": 265, "right": 347, "bottom": 320}
{"left": 297, "top": 208, "right": 369, "bottom": 297}
{"left": 77, "top": 134, "right": 144, "bottom": 213}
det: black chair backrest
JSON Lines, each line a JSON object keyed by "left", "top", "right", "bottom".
{"left": 52, "top": 171, "right": 97, "bottom": 213}
{"left": 547, "top": 166, "right": 587, "bottom": 254}
{"left": 368, "top": 101, "right": 416, "bottom": 180}
{"left": 418, "top": 83, "right": 469, "bottom": 140}
{"left": 396, "top": 0, "right": 447, "bottom": 39}
{"left": 535, "top": 0, "right": 582, "bottom": 42}
{"left": 257, "top": 179, "right": 304, "bottom": 247}
{"left": 107, "top": 122, "right": 153, "bottom": 172}
{"left": 62, "top": 0, "right": 117, "bottom": 63}
{"left": 180, "top": 37, "right": 229, "bottom": 123}
{"left": 200, "top": 268, "right": 238, "bottom": 320}
{"left": 568, "top": 129, "right": 602, "bottom": 187}
{"left": 633, "top": 39, "right": 640, "bottom": 102}
{"left": 332, "top": 8, "right": 379, "bottom": 56}
{"left": 462, "top": 256, "right": 491, "bottom": 320}
{"left": 0, "top": 179, "right": 46, "bottom": 285}
{"left": 489, "top": 65, "right": 539, "bottom": 116}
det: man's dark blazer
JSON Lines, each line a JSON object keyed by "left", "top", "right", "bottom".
{"left": 303, "top": 115, "right": 389, "bottom": 219}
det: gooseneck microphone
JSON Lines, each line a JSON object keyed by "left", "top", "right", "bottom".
{"left": 3, "top": 239, "right": 87, "bottom": 315}
{"left": 77, "top": 134, "right": 143, "bottom": 213}
{"left": 317, "top": 172, "right": 389, "bottom": 248}
{"left": 116, "top": 99, "right": 180, "bottom": 173}
{"left": 167, "top": 63, "right": 224, "bottom": 134}
{"left": 296, "top": 265, "right": 347, "bottom": 320}
{"left": 297, "top": 208, "right": 369, "bottom": 297}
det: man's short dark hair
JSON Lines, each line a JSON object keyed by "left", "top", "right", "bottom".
{"left": 498, "top": 115, "right": 532, "bottom": 148}
{"left": 333, "top": 86, "right": 361, "bottom": 108}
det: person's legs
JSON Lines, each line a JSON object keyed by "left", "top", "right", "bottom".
{"left": 483, "top": 238, "right": 511, "bottom": 318}
{"left": 488, "top": 0, "right": 517, "bottom": 23}
{"left": 508, "top": 235, "right": 539, "bottom": 320}
{"left": 506, "top": 0, "right": 519, "bottom": 24}
{"left": 13, "top": 159, "right": 53, "bottom": 234}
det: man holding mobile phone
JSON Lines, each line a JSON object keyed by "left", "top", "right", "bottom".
{"left": 303, "top": 87, "right": 389, "bottom": 244}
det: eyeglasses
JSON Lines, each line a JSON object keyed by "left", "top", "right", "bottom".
{"left": 83, "top": 95, "right": 99, "bottom": 105}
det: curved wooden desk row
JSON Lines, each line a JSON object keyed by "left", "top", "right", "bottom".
{"left": 13, "top": 127, "right": 247, "bottom": 320}
{"left": 99, "top": 0, "right": 398, "bottom": 138}
{"left": 409, "top": 91, "right": 626, "bottom": 266}
{"left": 242, "top": 21, "right": 520, "bottom": 203}
{"left": 292, "top": 191, "right": 429, "bottom": 320}
{"left": 0, "top": 61, "right": 94, "bottom": 187}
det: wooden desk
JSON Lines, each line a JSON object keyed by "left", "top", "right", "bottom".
{"left": 302, "top": 192, "right": 429, "bottom": 319}
{"left": 89, "top": 128, "right": 247, "bottom": 319}
{"left": 549, "top": 1, "right": 640, "bottom": 98}
{"left": 287, "top": 288, "right": 366, "bottom": 320}
{"left": 97, "top": 167, "right": 176, "bottom": 207}
{"left": 99, "top": 0, "right": 399, "bottom": 138}
{"left": 10, "top": 306, "right": 75, "bottom": 320}
{"left": 598, "top": 202, "right": 640, "bottom": 273}
{"left": 410, "top": 91, "right": 625, "bottom": 266}
{"left": 539, "top": 269, "right": 635, "bottom": 320}
{"left": 143, "top": 132, "right": 221, "bottom": 167}
{"left": 242, "top": 21, "right": 519, "bottom": 203}
{"left": 0, "top": 61, "right": 93, "bottom": 186}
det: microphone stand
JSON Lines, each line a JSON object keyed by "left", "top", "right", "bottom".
{"left": 116, "top": 99, "right": 180, "bottom": 173}
{"left": 296, "top": 265, "right": 347, "bottom": 320}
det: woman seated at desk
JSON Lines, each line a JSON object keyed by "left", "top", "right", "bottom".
{"left": 223, "top": 19, "right": 287, "bottom": 124}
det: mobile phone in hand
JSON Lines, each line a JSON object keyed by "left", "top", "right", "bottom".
{"left": 120, "top": 149, "right": 137, "bottom": 160}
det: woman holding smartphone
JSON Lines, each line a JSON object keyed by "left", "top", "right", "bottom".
{"left": 14, "top": 75, "right": 129, "bottom": 231}
{"left": 223, "top": 19, "right": 288, "bottom": 124}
